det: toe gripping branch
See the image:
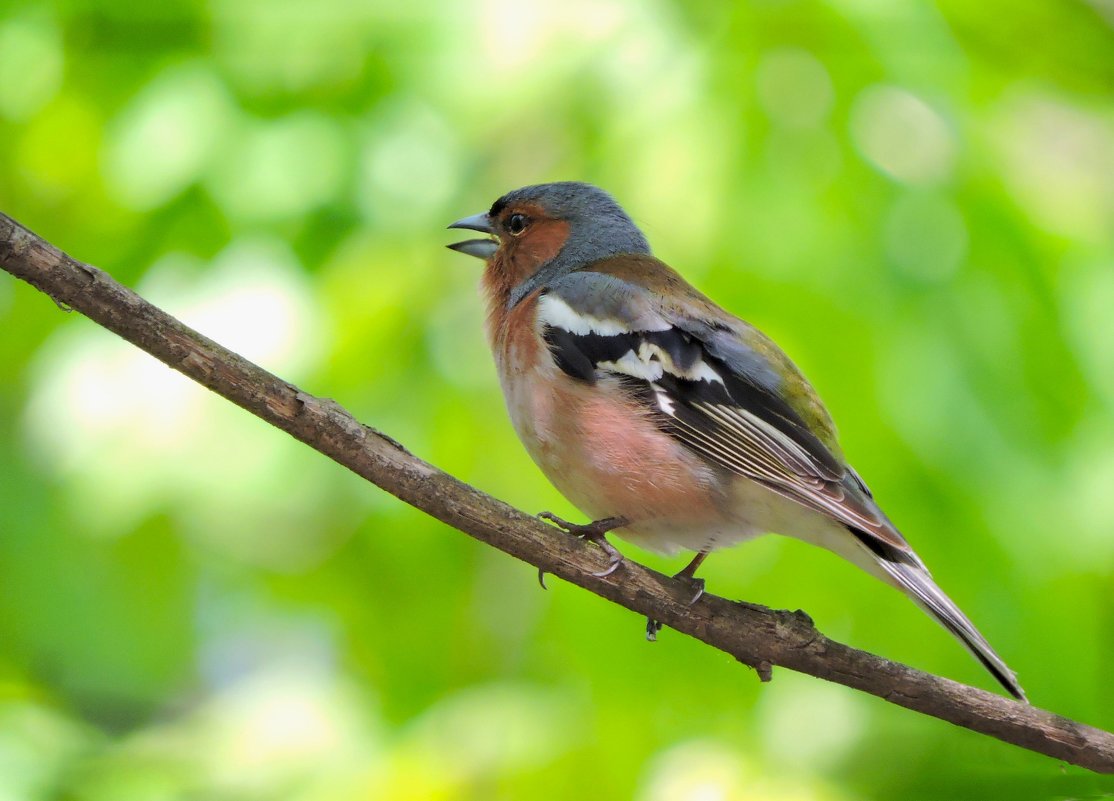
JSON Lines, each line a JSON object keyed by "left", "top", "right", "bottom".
{"left": 646, "top": 549, "right": 708, "bottom": 641}
{"left": 536, "top": 513, "right": 629, "bottom": 588}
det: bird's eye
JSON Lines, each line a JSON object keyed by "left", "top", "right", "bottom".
{"left": 506, "top": 213, "right": 528, "bottom": 235}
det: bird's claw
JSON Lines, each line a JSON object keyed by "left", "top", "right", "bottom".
{"left": 590, "top": 548, "right": 624, "bottom": 578}
{"left": 645, "top": 574, "right": 706, "bottom": 641}
{"left": 538, "top": 511, "right": 628, "bottom": 578}
{"left": 684, "top": 576, "right": 706, "bottom": 605}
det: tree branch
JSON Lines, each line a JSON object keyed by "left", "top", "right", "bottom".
{"left": 2, "top": 211, "right": 1111, "bottom": 773}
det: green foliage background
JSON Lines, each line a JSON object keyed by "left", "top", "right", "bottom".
{"left": 1, "top": 1, "right": 1112, "bottom": 798}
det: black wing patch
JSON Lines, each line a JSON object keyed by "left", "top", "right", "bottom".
{"left": 543, "top": 325, "right": 599, "bottom": 382}
{"left": 542, "top": 328, "right": 706, "bottom": 384}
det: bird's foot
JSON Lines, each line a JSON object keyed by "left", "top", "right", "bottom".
{"left": 645, "top": 573, "right": 706, "bottom": 641}
{"left": 538, "top": 512, "right": 628, "bottom": 578}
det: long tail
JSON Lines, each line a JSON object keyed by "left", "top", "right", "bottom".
{"left": 875, "top": 557, "right": 1026, "bottom": 701}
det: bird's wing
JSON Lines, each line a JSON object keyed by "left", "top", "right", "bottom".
{"left": 542, "top": 262, "right": 919, "bottom": 564}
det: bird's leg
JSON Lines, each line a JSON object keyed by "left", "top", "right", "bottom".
{"left": 675, "top": 549, "right": 709, "bottom": 603}
{"left": 646, "top": 549, "right": 709, "bottom": 641}
{"left": 538, "top": 512, "right": 628, "bottom": 580}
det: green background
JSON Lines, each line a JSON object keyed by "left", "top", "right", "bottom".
{"left": 1, "top": 1, "right": 1112, "bottom": 798}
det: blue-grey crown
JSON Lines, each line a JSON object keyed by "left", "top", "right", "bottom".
{"left": 495, "top": 182, "right": 650, "bottom": 258}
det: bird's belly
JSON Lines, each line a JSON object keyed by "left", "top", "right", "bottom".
{"left": 500, "top": 363, "right": 761, "bottom": 555}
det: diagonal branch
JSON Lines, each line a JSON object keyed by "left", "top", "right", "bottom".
{"left": 1, "top": 210, "right": 1111, "bottom": 773}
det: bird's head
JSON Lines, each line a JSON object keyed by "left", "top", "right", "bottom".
{"left": 448, "top": 182, "right": 650, "bottom": 307}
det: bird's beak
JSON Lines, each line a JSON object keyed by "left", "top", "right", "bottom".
{"left": 447, "top": 212, "right": 499, "bottom": 261}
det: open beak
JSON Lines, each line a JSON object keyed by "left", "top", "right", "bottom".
{"left": 447, "top": 212, "right": 499, "bottom": 260}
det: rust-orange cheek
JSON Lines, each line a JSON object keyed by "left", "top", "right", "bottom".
{"left": 483, "top": 219, "right": 572, "bottom": 309}
{"left": 507, "top": 221, "right": 571, "bottom": 284}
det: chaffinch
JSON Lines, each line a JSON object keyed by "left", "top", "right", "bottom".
{"left": 448, "top": 181, "right": 1024, "bottom": 700}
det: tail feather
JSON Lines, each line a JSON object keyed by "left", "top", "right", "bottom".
{"left": 877, "top": 558, "right": 1026, "bottom": 701}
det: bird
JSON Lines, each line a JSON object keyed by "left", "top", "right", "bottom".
{"left": 447, "top": 181, "right": 1025, "bottom": 700}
